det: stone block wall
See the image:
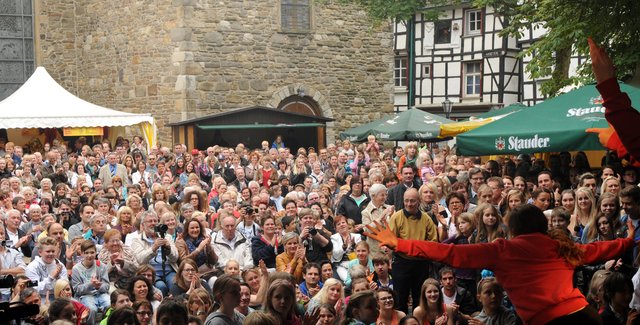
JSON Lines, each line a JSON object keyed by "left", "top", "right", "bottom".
{"left": 35, "top": 0, "right": 394, "bottom": 145}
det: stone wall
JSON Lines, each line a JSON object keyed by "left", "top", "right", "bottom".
{"left": 35, "top": 0, "right": 394, "bottom": 145}
{"left": 35, "top": 0, "right": 79, "bottom": 93}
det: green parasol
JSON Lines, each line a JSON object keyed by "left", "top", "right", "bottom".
{"left": 456, "top": 82, "right": 640, "bottom": 155}
{"left": 340, "top": 108, "right": 453, "bottom": 142}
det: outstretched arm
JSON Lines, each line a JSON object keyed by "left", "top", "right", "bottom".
{"left": 580, "top": 218, "right": 637, "bottom": 264}
{"left": 366, "top": 220, "right": 499, "bottom": 270}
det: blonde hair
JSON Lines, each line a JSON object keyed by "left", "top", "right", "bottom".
{"left": 457, "top": 212, "right": 476, "bottom": 236}
{"left": 54, "top": 279, "right": 70, "bottom": 298}
{"left": 600, "top": 176, "right": 621, "bottom": 195}
{"left": 310, "top": 278, "right": 344, "bottom": 305}
{"left": 574, "top": 187, "right": 597, "bottom": 224}
{"left": 244, "top": 311, "right": 279, "bottom": 325}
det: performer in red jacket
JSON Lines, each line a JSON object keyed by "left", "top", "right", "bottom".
{"left": 366, "top": 204, "right": 637, "bottom": 325}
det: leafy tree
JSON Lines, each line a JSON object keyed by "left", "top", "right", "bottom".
{"left": 333, "top": 0, "right": 447, "bottom": 25}
{"left": 337, "top": 0, "right": 640, "bottom": 96}
{"left": 482, "top": 0, "right": 640, "bottom": 95}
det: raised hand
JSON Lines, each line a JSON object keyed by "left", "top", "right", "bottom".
{"left": 308, "top": 285, "right": 320, "bottom": 297}
{"left": 587, "top": 37, "right": 616, "bottom": 83}
{"left": 302, "top": 306, "right": 321, "bottom": 325}
{"left": 198, "top": 237, "right": 210, "bottom": 251}
{"left": 91, "top": 275, "right": 101, "bottom": 289}
{"left": 627, "top": 219, "right": 637, "bottom": 241}
{"left": 365, "top": 220, "right": 398, "bottom": 250}
{"left": 259, "top": 259, "right": 268, "bottom": 277}
{"left": 113, "top": 253, "right": 124, "bottom": 266}
{"left": 51, "top": 263, "right": 62, "bottom": 279}
{"left": 153, "top": 291, "right": 163, "bottom": 302}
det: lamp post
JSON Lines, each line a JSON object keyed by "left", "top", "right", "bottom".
{"left": 442, "top": 98, "right": 453, "bottom": 119}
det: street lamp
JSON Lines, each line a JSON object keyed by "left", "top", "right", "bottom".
{"left": 442, "top": 98, "right": 453, "bottom": 119}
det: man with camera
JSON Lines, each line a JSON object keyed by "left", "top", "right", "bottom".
{"left": 0, "top": 226, "right": 26, "bottom": 302}
{"left": 236, "top": 206, "right": 261, "bottom": 240}
{"left": 40, "top": 151, "right": 67, "bottom": 187}
{"left": 57, "top": 199, "right": 79, "bottom": 230}
{"left": 131, "top": 211, "right": 179, "bottom": 296}
{"left": 298, "top": 208, "right": 332, "bottom": 264}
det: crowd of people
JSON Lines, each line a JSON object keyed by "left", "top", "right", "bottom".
{"left": 0, "top": 130, "right": 638, "bottom": 325}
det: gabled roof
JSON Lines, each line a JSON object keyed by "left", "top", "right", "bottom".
{"left": 0, "top": 67, "right": 153, "bottom": 129}
{"left": 167, "top": 106, "right": 334, "bottom": 127}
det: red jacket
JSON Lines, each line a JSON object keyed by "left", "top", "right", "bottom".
{"left": 396, "top": 234, "right": 634, "bottom": 325}
{"left": 597, "top": 78, "right": 640, "bottom": 165}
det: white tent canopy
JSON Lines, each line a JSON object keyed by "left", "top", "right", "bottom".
{"left": 0, "top": 66, "right": 155, "bottom": 148}
{"left": 0, "top": 66, "right": 153, "bottom": 128}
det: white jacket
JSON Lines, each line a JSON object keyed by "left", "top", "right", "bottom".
{"left": 131, "top": 232, "right": 179, "bottom": 272}
{"left": 212, "top": 231, "right": 253, "bottom": 270}
{"left": 25, "top": 256, "right": 68, "bottom": 298}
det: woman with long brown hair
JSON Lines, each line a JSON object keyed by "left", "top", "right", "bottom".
{"left": 412, "top": 278, "right": 455, "bottom": 325}
{"left": 367, "top": 204, "right": 637, "bottom": 325}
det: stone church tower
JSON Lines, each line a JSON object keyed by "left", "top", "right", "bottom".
{"left": 0, "top": 0, "right": 393, "bottom": 145}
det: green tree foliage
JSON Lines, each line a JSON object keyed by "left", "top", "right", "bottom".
{"left": 482, "top": 0, "right": 640, "bottom": 96}
{"left": 338, "top": 0, "right": 640, "bottom": 96}
{"left": 334, "top": 0, "right": 449, "bottom": 25}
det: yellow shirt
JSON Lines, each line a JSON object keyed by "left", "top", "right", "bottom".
{"left": 389, "top": 209, "right": 437, "bottom": 260}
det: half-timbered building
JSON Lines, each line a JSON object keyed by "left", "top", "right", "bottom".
{"left": 394, "top": 4, "right": 583, "bottom": 118}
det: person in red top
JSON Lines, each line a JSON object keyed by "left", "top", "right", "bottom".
{"left": 366, "top": 204, "right": 638, "bottom": 325}
{"left": 586, "top": 38, "right": 640, "bottom": 166}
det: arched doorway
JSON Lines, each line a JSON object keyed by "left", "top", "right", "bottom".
{"left": 278, "top": 95, "right": 322, "bottom": 116}
{"left": 278, "top": 95, "right": 326, "bottom": 148}
{"left": 268, "top": 85, "right": 336, "bottom": 145}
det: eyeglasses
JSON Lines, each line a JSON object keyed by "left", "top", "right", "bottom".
{"left": 183, "top": 268, "right": 196, "bottom": 274}
{"left": 379, "top": 296, "right": 394, "bottom": 301}
{"left": 136, "top": 311, "right": 153, "bottom": 316}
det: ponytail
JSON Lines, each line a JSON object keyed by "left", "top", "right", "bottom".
{"left": 548, "top": 229, "right": 583, "bottom": 266}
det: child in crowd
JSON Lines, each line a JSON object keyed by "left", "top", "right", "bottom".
{"left": 471, "top": 203, "right": 507, "bottom": 243}
{"left": 472, "top": 277, "right": 517, "bottom": 325}
{"left": 370, "top": 252, "right": 393, "bottom": 290}
{"left": 25, "top": 237, "right": 68, "bottom": 301}
{"left": 71, "top": 240, "right": 111, "bottom": 314}
{"left": 550, "top": 207, "right": 572, "bottom": 233}
{"left": 343, "top": 290, "right": 379, "bottom": 325}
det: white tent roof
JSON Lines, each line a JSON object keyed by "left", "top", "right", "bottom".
{"left": 0, "top": 66, "right": 153, "bottom": 129}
